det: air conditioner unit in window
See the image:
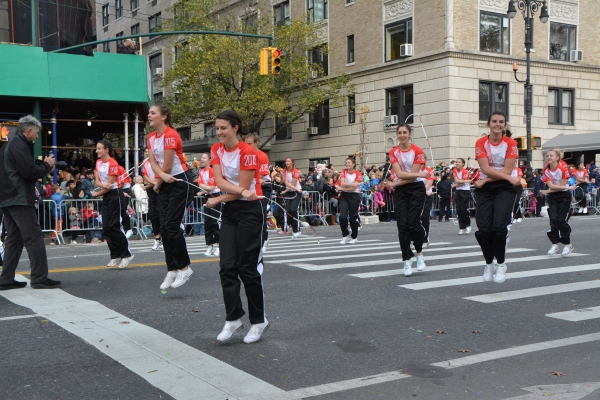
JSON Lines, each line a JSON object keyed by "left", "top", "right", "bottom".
{"left": 307, "top": 127, "right": 319, "bottom": 136}
{"left": 383, "top": 115, "right": 398, "bottom": 127}
{"left": 400, "top": 44, "right": 413, "bottom": 57}
{"left": 154, "top": 67, "right": 162, "bottom": 76}
{"left": 570, "top": 50, "right": 583, "bottom": 62}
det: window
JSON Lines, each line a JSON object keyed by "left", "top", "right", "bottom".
{"left": 131, "top": 0, "right": 139, "bottom": 11}
{"left": 385, "top": 19, "right": 412, "bottom": 62}
{"left": 275, "top": 115, "right": 292, "bottom": 141}
{"left": 149, "top": 53, "right": 162, "bottom": 74}
{"left": 386, "top": 85, "right": 414, "bottom": 124}
{"left": 346, "top": 0, "right": 353, "bottom": 4}
{"left": 102, "top": 4, "right": 109, "bottom": 26}
{"left": 131, "top": 23, "right": 139, "bottom": 36}
{"left": 309, "top": 45, "right": 328, "bottom": 77}
{"left": 309, "top": 101, "right": 329, "bottom": 135}
{"left": 479, "top": 82, "right": 508, "bottom": 121}
{"left": 153, "top": 92, "right": 163, "bottom": 103}
{"left": 548, "top": 88, "right": 574, "bottom": 125}
{"left": 116, "top": 31, "right": 124, "bottom": 47}
{"left": 274, "top": 1, "right": 290, "bottom": 26}
{"left": 348, "top": 95, "right": 356, "bottom": 124}
{"left": 204, "top": 123, "right": 216, "bottom": 138}
{"left": 175, "top": 41, "right": 188, "bottom": 60}
{"left": 149, "top": 13, "right": 161, "bottom": 33}
{"left": 103, "top": 42, "right": 110, "bottom": 53}
{"left": 549, "top": 23, "right": 577, "bottom": 61}
{"left": 479, "top": 12, "right": 510, "bottom": 54}
{"left": 307, "top": 0, "right": 328, "bottom": 23}
{"left": 347, "top": 35, "right": 354, "bottom": 64}
{"left": 115, "top": 0, "right": 123, "bottom": 19}
{"left": 177, "top": 127, "right": 191, "bottom": 141}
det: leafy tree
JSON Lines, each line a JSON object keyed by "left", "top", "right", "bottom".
{"left": 161, "top": 0, "right": 354, "bottom": 148}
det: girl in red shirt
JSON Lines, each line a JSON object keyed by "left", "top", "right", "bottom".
{"left": 574, "top": 162, "right": 590, "bottom": 213}
{"left": 338, "top": 158, "right": 362, "bottom": 244}
{"left": 196, "top": 152, "right": 221, "bottom": 256}
{"left": 282, "top": 157, "right": 302, "bottom": 239}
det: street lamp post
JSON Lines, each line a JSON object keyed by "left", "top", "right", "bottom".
{"left": 507, "top": 0, "right": 549, "bottom": 167}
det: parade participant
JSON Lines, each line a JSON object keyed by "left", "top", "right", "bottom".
{"left": 142, "top": 149, "right": 162, "bottom": 251}
{"left": 195, "top": 153, "right": 221, "bottom": 257}
{"left": 117, "top": 164, "right": 134, "bottom": 238}
{"left": 244, "top": 133, "right": 271, "bottom": 252}
{"left": 452, "top": 158, "right": 472, "bottom": 234}
{"left": 511, "top": 163, "right": 524, "bottom": 223}
{"left": 282, "top": 157, "right": 302, "bottom": 239}
{"left": 91, "top": 140, "right": 134, "bottom": 269}
{"left": 574, "top": 162, "right": 589, "bottom": 214}
{"left": 541, "top": 150, "right": 575, "bottom": 256}
{"left": 206, "top": 109, "right": 268, "bottom": 344}
{"left": 421, "top": 155, "right": 435, "bottom": 248}
{"left": 473, "top": 112, "right": 521, "bottom": 283}
{"left": 338, "top": 157, "right": 362, "bottom": 244}
{"left": 385, "top": 124, "right": 430, "bottom": 277}
{"left": 147, "top": 103, "right": 193, "bottom": 290}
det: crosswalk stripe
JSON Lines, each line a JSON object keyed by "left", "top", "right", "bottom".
{"left": 265, "top": 243, "right": 475, "bottom": 258}
{"left": 286, "top": 248, "right": 534, "bottom": 269}
{"left": 349, "top": 254, "right": 588, "bottom": 279}
{"left": 546, "top": 306, "right": 600, "bottom": 322}
{"left": 400, "top": 262, "right": 599, "bottom": 290}
{"left": 464, "top": 280, "right": 600, "bottom": 303}
{"left": 265, "top": 239, "right": 382, "bottom": 250}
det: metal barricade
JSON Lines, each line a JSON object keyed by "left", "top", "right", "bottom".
{"left": 589, "top": 188, "right": 600, "bottom": 214}
{"left": 130, "top": 197, "right": 149, "bottom": 240}
{"left": 38, "top": 199, "right": 62, "bottom": 244}
{"left": 58, "top": 199, "right": 103, "bottom": 244}
{"left": 299, "top": 191, "right": 328, "bottom": 226}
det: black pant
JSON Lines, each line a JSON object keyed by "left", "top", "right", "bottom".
{"left": 101, "top": 190, "right": 131, "bottom": 260}
{"left": 0, "top": 206, "right": 49, "bottom": 285}
{"left": 339, "top": 192, "right": 360, "bottom": 239}
{"left": 454, "top": 190, "right": 471, "bottom": 229}
{"left": 204, "top": 201, "right": 221, "bottom": 246}
{"left": 261, "top": 184, "right": 272, "bottom": 242}
{"left": 219, "top": 200, "right": 265, "bottom": 324}
{"left": 474, "top": 184, "right": 518, "bottom": 264}
{"left": 577, "top": 183, "right": 588, "bottom": 208}
{"left": 158, "top": 172, "right": 192, "bottom": 271}
{"left": 119, "top": 188, "right": 131, "bottom": 231}
{"left": 394, "top": 182, "right": 427, "bottom": 261}
{"left": 535, "top": 194, "right": 545, "bottom": 216}
{"left": 284, "top": 194, "right": 301, "bottom": 233}
{"left": 512, "top": 188, "right": 523, "bottom": 219}
{"left": 421, "top": 194, "right": 434, "bottom": 242}
{"left": 273, "top": 199, "right": 284, "bottom": 228}
{"left": 147, "top": 187, "right": 160, "bottom": 236}
{"left": 547, "top": 191, "right": 571, "bottom": 245}
{"left": 438, "top": 196, "right": 451, "bottom": 221}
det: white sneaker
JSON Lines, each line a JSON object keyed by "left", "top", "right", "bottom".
{"left": 151, "top": 239, "right": 162, "bottom": 251}
{"left": 217, "top": 319, "right": 244, "bottom": 342}
{"left": 348, "top": 238, "right": 358, "bottom": 244}
{"left": 243, "top": 319, "right": 270, "bottom": 344}
{"left": 70, "top": 240, "right": 77, "bottom": 244}
{"left": 292, "top": 231, "right": 301, "bottom": 240}
{"left": 493, "top": 263, "right": 507, "bottom": 283}
{"left": 482, "top": 263, "right": 495, "bottom": 282}
{"left": 516, "top": 218, "right": 522, "bottom": 223}
{"left": 583, "top": 207, "right": 588, "bottom": 214}
{"left": 403, "top": 260, "right": 413, "bottom": 277}
{"left": 118, "top": 254, "right": 134, "bottom": 269}
{"left": 262, "top": 239, "right": 269, "bottom": 254}
{"left": 171, "top": 267, "right": 194, "bottom": 288}
{"left": 340, "top": 236, "right": 349, "bottom": 244}
{"left": 465, "top": 226, "right": 472, "bottom": 234}
{"left": 213, "top": 246, "right": 220, "bottom": 257}
{"left": 578, "top": 208, "right": 583, "bottom": 214}
{"left": 416, "top": 255, "right": 426, "bottom": 271}
{"left": 512, "top": 219, "right": 517, "bottom": 224}
{"left": 107, "top": 258, "right": 121, "bottom": 267}
{"left": 203, "top": 245, "right": 214, "bottom": 256}
{"left": 458, "top": 229, "right": 465, "bottom": 235}
{"left": 561, "top": 244, "right": 573, "bottom": 257}
{"left": 422, "top": 242, "right": 429, "bottom": 249}
{"left": 547, "top": 244, "right": 560, "bottom": 255}
{"left": 160, "top": 271, "right": 178, "bottom": 290}
{"left": 125, "top": 230, "right": 133, "bottom": 239}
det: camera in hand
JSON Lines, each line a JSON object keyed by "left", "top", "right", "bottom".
{"left": 35, "top": 159, "right": 68, "bottom": 170}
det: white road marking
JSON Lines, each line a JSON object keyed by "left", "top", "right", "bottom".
{"left": 0, "top": 276, "right": 289, "bottom": 400}
{"left": 506, "top": 382, "right": 600, "bottom": 399}
{"left": 464, "top": 280, "right": 600, "bottom": 303}
{"left": 264, "top": 243, "right": 470, "bottom": 257}
{"left": 400, "top": 262, "right": 599, "bottom": 290}
{"left": 0, "top": 314, "right": 39, "bottom": 321}
{"left": 286, "top": 248, "right": 534, "bottom": 269}
{"left": 546, "top": 306, "right": 600, "bottom": 322}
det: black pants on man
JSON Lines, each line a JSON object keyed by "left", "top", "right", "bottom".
{"left": 101, "top": 190, "right": 131, "bottom": 260}
{"left": 420, "top": 194, "right": 434, "bottom": 243}
{"left": 547, "top": 191, "right": 571, "bottom": 245}
{"left": 394, "top": 182, "right": 427, "bottom": 261}
{"left": 454, "top": 189, "right": 472, "bottom": 229}
{"left": 339, "top": 192, "right": 360, "bottom": 239}
{"left": 0, "top": 206, "right": 50, "bottom": 285}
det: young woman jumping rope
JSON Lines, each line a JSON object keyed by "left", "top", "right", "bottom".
{"left": 338, "top": 157, "right": 362, "bottom": 244}
{"left": 385, "top": 124, "right": 430, "bottom": 277}
{"left": 244, "top": 133, "right": 271, "bottom": 252}
{"left": 206, "top": 110, "right": 268, "bottom": 344}
{"left": 147, "top": 104, "right": 193, "bottom": 290}
{"left": 91, "top": 140, "right": 134, "bottom": 269}
{"left": 282, "top": 157, "right": 302, "bottom": 239}
{"left": 541, "top": 149, "right": 575, "bottom": 256}
{"left": 453, "top": 158, "right": 472, "bottom": 234}
{"left": 473, "top": 111, "right": 521, "bottom": 283}
{"left": 195, "top": 152, "right": 221, "bottom": 257}
{"left": 574, "top": 162, "right": 589, "bottom": 214}
{"left": 142, "top": 149, "right": 162, "bottom": 251}
{"left": 421, "top": 154, "right": 435, "bottom": 248}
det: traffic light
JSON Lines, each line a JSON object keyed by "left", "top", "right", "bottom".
{"left": 531, "top": 136, "right": 541, "bottom": 149}
{"left": 271, "top": 48, "right": 281, "bottom": 75}
{"left": 515, "top": 137, "right": 525, "bottom": 150}
{"left": 259, "top": 48, "right": 269, "bottom": 75}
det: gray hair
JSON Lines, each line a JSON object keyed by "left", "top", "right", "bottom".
{"left": 135, "top": 175, "right": 144, "bottom": 184}
{"left": 18, "top": 115, "right": 42, "bottom": 133}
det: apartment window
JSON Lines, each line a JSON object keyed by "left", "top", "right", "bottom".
{"left": 149, "top": 53, "right": 162, "bottom": 75}
{"left": 309, "top": 101, "right": 330, "bottom": 135}
{"left": 385, "top": 19, "right": 412, "bottom": 62}
{"left": 175, "top": 41, "right": 188, "bottom": 60}
{"left": 149, "top": 13, "right": 161, "bottom": 33}
{"left": 153, "top": 92, "right": 163, "bottom": 103}
{"left": 548, "top": 88, "right": 574, "bottom": 125}
{"left": 103, "top": 42, "right": 110, "bottom": 53}
{"left": 386, "top": 85, "right": 414, "bottom": 124}
{"left": 549, "top": 23, "right": 576, "bottom": 61}
{"left": 275, "top": 115, "right": 292, "bottom": 141}
{"left": 131, "top": 23, "right": 139, "bottom": 36}
{"left": 204, "top": 123, "right": 216, "bottom": 138}
{"left": 348, "top": 95, "right": 356, "bottom": 124}
{"left": 480, "top": 12, "right": 510, "bottom": 54}
{"left": 346, "top": 0, "right": 353, "bottom": 4}
{"left": 274, "top": 1, "right": 290, "bottom": 26}
{"left": 307, "top": 0, "right": 328, "bottom": 23}
{"left": 347, "top": 35, "right": 354, "bottom": 64}
{"left": 177, "top": 127, "right": 191, "bottom": 141}
{"left": 309, "top": 45, "right": 328, "bottom": 77}
{"left": 479, "top": 82, "right": 508, "bottom": 121}
{"left": 102, "top": 4, "right": 109, "bottom": 26}
{"left": 131, "top": 0, "right": 139, "bottom": 11}
{"left": 116, "top": 31, "right": 124, "bottom": 47}
{"left": 115, "top": 0, "right": 123, "bottom": 19}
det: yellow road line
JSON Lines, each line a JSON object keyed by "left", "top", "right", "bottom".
{"left": 16, "top": 258, "right": 219, "bottom": 275}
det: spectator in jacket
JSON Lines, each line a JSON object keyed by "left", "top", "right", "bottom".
{"left": 81, "top": 170, "right": 95, "bottom": 197}
{"left": 534, "top": 168, "right": 546, "bottom": 217}
{"left": 437, "top": 173, "right": 453, "bottom": 222}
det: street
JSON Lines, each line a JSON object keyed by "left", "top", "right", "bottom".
{"left": 2, "top": 215, "right": 600, "bottom": 400}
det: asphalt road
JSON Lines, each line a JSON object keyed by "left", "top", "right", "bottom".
{"left": 2, "top": 214, "right": 600, "bottom": 400}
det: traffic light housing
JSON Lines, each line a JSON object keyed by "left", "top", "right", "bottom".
{"left": 531, "top": 136, "right": 541, "bottom": 149}
{"left": 259, "top": 48, "right": 269, "bottom": 75}
{"left": 515, "top": 137, "right": 525, "bottom": 150}
{"left": 271, "top": 48, "right": 281, "bottom": 75}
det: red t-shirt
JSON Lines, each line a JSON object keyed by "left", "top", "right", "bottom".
{"left": 210, "top": 141, "right": 262, "bottom": 197}
{"left": 141, "top": 159, "right": 156, "bottom": 180}
{"left": 574, "top": 169, "right": 589, "bottom": 180}
{"left": 96, "top": 158, "right": 119, "bottom": 190}
{"left": 147, "top": 127, "right": 188, "bottom": 176}
{"left": 117, "top": 165, "right": 131, "bottom": 189}
{"left": 198, "top": 167, "right": 220, "bottom": 194}
{"left": 423, "top": 166, "right": 435, "bottom": 181}
{"left": 388, "top": 144, "right": 426, "bottom": 182}
{"left": 257, "top": 149, "right": 271, "bottom": 182}
{"left": 542, "top": 163, "right": 570, "bottom": 188}
{"left": 284, "top": 168, "right": 302, "bottom": 191}
{"left": 475, "top": 135, "right": 518, "bottom": 180}
{"left": 453, "top": 168, "right": 470, "bottom": 190}
{"left": 340, "top": 169, "right": 363, "bottom": 193}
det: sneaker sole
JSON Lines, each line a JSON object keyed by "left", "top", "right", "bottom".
{"left": 217, "top": 324, "right": 244, "bottom": 343}
{"left": 493, "top": 277, "right": 506, "bottom": 283}
{"left": 403, "top": 270, "right": 413, "bottom": 277}
{"left": 31, "top": 284, "right": 61, "bottom": 289}
{"left": 118, "top": 255, "right": 135, "bottom": 269}
{"left": 417, "top": 265, "right": 426, "bottom": 272}
{"left": 482, "top": 276, "right": 493, "bottom": 282}
{"left": 171, "top": 271, "right": 194, "bottom": 288}
{"left": 244, "top": 323, "right": 270, "bottom": 344}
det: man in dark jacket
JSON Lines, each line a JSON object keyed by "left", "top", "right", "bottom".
{"left": 533, "top": 168, "right": 546, "bottom": 217}
{"left": 81, "top": 170, "right": 95, "bottom": 197}
{"left": 0, "top": 115, "right": 60, "bottom": 290}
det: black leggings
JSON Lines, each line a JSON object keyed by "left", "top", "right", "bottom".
{"left": 339, "top": 192, "right": 360, "bottom": 239}
{"left": 547, "top": 191, "right": 571, "bottom": 245}
{"left": 284, "top": 194, "right": 301, "bottom": 233}
{"left": 101, "top": 189, "right": 131, "bottom": 260}
{"left": 421, "top": 194, "right": 434, "bottom": 242}
{"left": 394, "top": 182, "right": 427, "bottom": 261}
{"left": 204, "top": 201, "right": 221, "bottom": 246}
{"left": 512, "top": 188, "right": 523, "bottom": 219}
{"left": 454, "top": 190, "right": 471, "bottom": 229}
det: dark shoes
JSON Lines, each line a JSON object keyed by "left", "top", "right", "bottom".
{"left": 0, "top": 280, "right": 28, "bottom": 291}
{"left": 31, "top": 278, "right": 61, "bottom": 289}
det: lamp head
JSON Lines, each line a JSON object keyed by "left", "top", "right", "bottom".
{"left": 539, "top": 3, "right": 549, "bottom": 23}
{"left": 513, "top": 63, "right": 519, "bottom": 72}
{"left": 507, "top": 0, "right": 517, "bottom": 19}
